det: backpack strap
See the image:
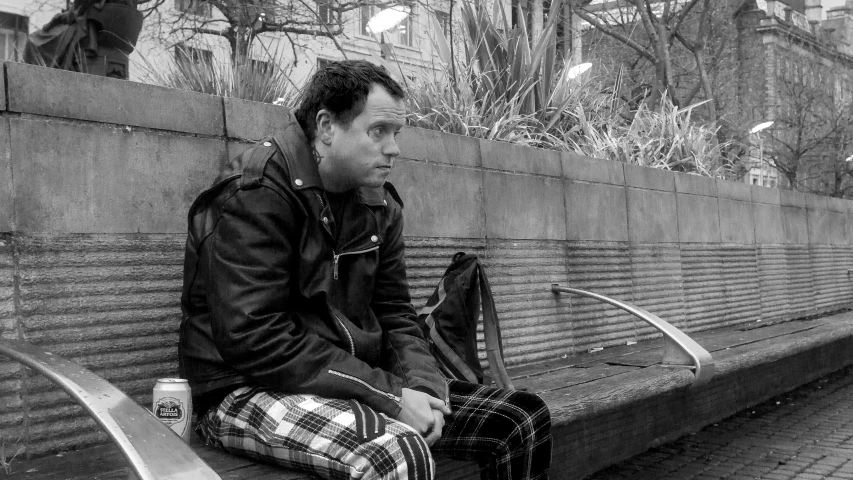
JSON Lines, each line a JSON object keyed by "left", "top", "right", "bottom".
{"left": 417, "top": 257, "right": 515, "bottom": 390}
{"left": 477, "top": 264, "right": 514, "bottom": 390}
{"left": 421, "top": 279, "right": 480, "bottom": 384}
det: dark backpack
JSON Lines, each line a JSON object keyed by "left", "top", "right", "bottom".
{"left": 417, "top": 253, "right": 514, "bottom": 390}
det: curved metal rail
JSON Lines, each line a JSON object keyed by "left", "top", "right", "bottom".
{"left": 551, "top": 285, "right": 715, "bottom": 387}
{"left": 0, "top": 339, "right": 221, "bottom": 480}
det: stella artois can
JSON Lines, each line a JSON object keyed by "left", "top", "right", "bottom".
{"left": 152, "top": 378, "right": 192, "bottom": 444}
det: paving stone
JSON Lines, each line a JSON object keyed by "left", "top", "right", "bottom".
{"left": 586, "top": 367, "right": 853, "bottom": 480}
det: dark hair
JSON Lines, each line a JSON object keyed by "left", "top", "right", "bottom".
{"left": 295, "top": 60, "right": 406, "bottom": 142}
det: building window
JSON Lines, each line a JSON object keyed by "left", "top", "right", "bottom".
{"left": 175, "top": 0, "right": 212, "bottom": 18}
{"left": 0, "top": 12, "right": 27, "bottom": 62}
{"left": 396, "top": 7, "right": 414, "bottom": 46}
{"left": 250, "top": 58, "right": 274, "bottom": 75}
{"left": 435, "top": 11, "right": 450, "bottom": 36}
{"left": 318, "top": 0, "right": 339, "bottom": 24}
{"left": 174, "top": 42, "right": 213, "bottom": 68}
{"left": 361, "top": 5, "right": 375, "bottom": 35}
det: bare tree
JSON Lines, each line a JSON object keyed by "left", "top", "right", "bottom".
{"left": 136, "top": 0, "right": 408, "bottom": 62}
{"left": 759, "top": 63, "right": 853, "bottom": 194}
{"left": 567, "top": 0, "right": 735, "bottom": 128}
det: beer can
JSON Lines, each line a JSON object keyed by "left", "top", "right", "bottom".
{"left": 152, "top": 378, "right": 192, "bottom": 444}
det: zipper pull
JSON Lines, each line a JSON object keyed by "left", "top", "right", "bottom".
{"left": 333, "top": 252, "right": 340, "bottom": 280}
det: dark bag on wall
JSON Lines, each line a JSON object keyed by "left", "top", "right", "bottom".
{"left": 24, "top": 0, "right": 143, "bottom": 78}
{"left": 417, "top": 253, "right": 514, "bottom": 390}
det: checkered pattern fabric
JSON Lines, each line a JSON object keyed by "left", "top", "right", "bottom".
{"left": 434, "top": 381, "right": 551, "bottom": 480}
{"left": 198, "top": 380, "right": 551, "bottom": 480}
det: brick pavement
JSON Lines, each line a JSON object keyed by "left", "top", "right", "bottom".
{"left": 585, "top": 366, "right": 853, "bottom": 480}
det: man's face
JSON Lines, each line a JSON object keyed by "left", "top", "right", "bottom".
{"left": 319, "top": 84, "right": 406, "bottom": 192}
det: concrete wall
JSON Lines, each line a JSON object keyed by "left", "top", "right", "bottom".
{"left": 2, "top": 62, "right": 853, "bottom": 456}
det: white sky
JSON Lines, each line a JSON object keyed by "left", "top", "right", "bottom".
{"left": 824, "top": 0, "right": 847, "bottom": 15}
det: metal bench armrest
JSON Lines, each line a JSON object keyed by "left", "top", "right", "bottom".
{"left": 0, "top": 339, "right": 221, "bottom": 480}
{"left": 551, "top": 285, "right": 715, "bottom": 387}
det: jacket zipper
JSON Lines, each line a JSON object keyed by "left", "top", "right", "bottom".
{"left": 328, "top": 369, "right": 402, "bottom": 404}
{"left": 332, "top": 246, "right": 380, "bottom": 280}
{"left": 332, "top": 310, "right": 356, "bottom": 356}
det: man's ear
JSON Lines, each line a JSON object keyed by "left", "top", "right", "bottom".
{"left": 315, "top": 109, "right": 334, "bottom": 145}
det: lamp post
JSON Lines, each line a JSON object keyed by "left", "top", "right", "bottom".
{"left": 749, "top": 121, "right": 774, "bottom": 186}
{"left": 566, "top": 62, "right": 592, "bottom": 80}
{"left": 366, "top": 5, "right": 410, "bottom": 59}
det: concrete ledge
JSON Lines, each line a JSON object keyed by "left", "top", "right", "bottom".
{"left": 483, "top": 172, "right": 566, "bottom": 240}
{"left": 624, "top": 164, "right": 675, "bottom": 191}
{"left": 675, "top": 173, "right": 717, "bottom": 197}
{"left": 676, "top": 194, "right": 721, "bottom": 243}
{"left": 398, "top": 127, "right": 482, "bottom": 168}
{"left": 781, "top": 206, "right": 809, "bottom": 244}
{"left": 479, "top": 139, "right": 562, "bottom": 177}
{"left": 565, "top": 182, "right": 628, "bottom": 242}
{"left": 626, "top": 188, "right": 678, "bottom": 243}
{"left": 780, "top": 189, "right": 807, "bottom": 208}
{"left": 719, "top": 198, "right": 755, "bottom": 244}
{"left": 716, "top": 179, "right": 752, "bottom": 201}
{"left": 390, "top": 160, "right": 485, "bottom": 238}
{"left": 751, "top": 185, "right": 781, "bottom": 205}
{"left": 6, "top": 62, "right": 224, "bottom": 136}
{"left": 9, "top": 118, "right": 226, "bottom": 233}
{"left": 224, "top": 97, "right": 292, "bottom": 141}
{"left": 754, "top": 203, "right": 784, "bottom": 244}
{"left": 807, "top": 206, "right": 832, "bottom": 245}
{"left": 562, "top": 153, "right": 625, "bottom": 185}
{"left": 0, "top": 118, "right": 11, "bottom": 232}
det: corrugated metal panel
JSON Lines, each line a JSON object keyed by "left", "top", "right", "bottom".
{"left": 15, "top": 234, "right": 184, "bottom": 454}
{"left": 835, "top": 246, "right": 853, "bottom": 306}
{"left": 758, "top": 245, "right": 791, "bottom": 321}
{"left": 785, "top": 245, "right": 816, "bottom": 318}
{"left": 630, "top": 244, "right": 685, "bottom": 339}
{"left": 566, "top": 242, "right": 634, "bottom": 353}
{"left": 811, "top": 245, "right": 838, "bottom": 311}
{"left": 0, "top": 234, "right": 24, "bottom": 447}
{"left": 680, "top": 244, "right": 726, "bottom": 331}
{"left": 483, "top": 240, "right": 570, "bottom": 367}
{"left": 720, "top": 245, "right": 760, "bottom": 327}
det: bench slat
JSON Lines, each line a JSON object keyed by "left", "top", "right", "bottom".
{"left": 0, "top": 339, "right": 221, "bottom": 480}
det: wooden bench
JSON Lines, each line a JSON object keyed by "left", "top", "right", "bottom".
{"left": 5, "top": 297, "right": 853, "bottom": 479}
{"left": 1, "top": 287, "right": 714, "bottom": 480}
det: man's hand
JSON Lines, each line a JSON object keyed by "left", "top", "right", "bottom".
{"left": 423, "top": 408, "right": 446, "bottom": 446}
{"left": 397, "top": 388, "right": 451, "bottom": 445}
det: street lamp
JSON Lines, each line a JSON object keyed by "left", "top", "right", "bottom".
{"left": 749, "top": 121, "right": 774, "bottom": 187}
{"left": 566, "top": 62, "right": 592, "bottom": 80}
{"left": 749, "top": 121, "right": 774, "bottom": 135}
{"left": 366, "top": 5, "right": 411, "bottom": 59}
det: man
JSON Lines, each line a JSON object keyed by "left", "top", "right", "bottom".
{"left": 180, "top": 60, "right": 551, "bottom": 480}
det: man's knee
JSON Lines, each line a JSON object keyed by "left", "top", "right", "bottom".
{"left": 500, "top": 390, "right": 551, "bottom": 451}
{"left": 358, "top": 429, "right": 434, "bottom": 480}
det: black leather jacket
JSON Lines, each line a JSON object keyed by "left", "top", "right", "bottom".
{"left": 179, "top": 111, "right": 447, "bottom": 417}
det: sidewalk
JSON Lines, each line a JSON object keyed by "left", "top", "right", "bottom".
{"left": 586, "top": 365, "right": 853, "bottom": 480}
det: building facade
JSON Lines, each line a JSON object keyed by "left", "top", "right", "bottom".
{"left": 14, "top": 0, "right": 463, "bottom": 88}
{"left": 735, "top": 0, "right": 853, "bottom": 193}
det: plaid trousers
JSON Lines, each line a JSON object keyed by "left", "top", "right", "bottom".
{"left": 198, "top": 380, "right": 551, "bottom": 480}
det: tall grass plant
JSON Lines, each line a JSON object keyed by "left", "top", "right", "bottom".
{"left": 409, "top": 1, "right": 728, "bottom": 177}
{"left": 137, "top": 43, "right": 300, "bottom": 106}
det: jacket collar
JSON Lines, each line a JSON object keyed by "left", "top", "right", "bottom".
{"left": 272, "top": 115, "right": 387, "bottom": 208}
